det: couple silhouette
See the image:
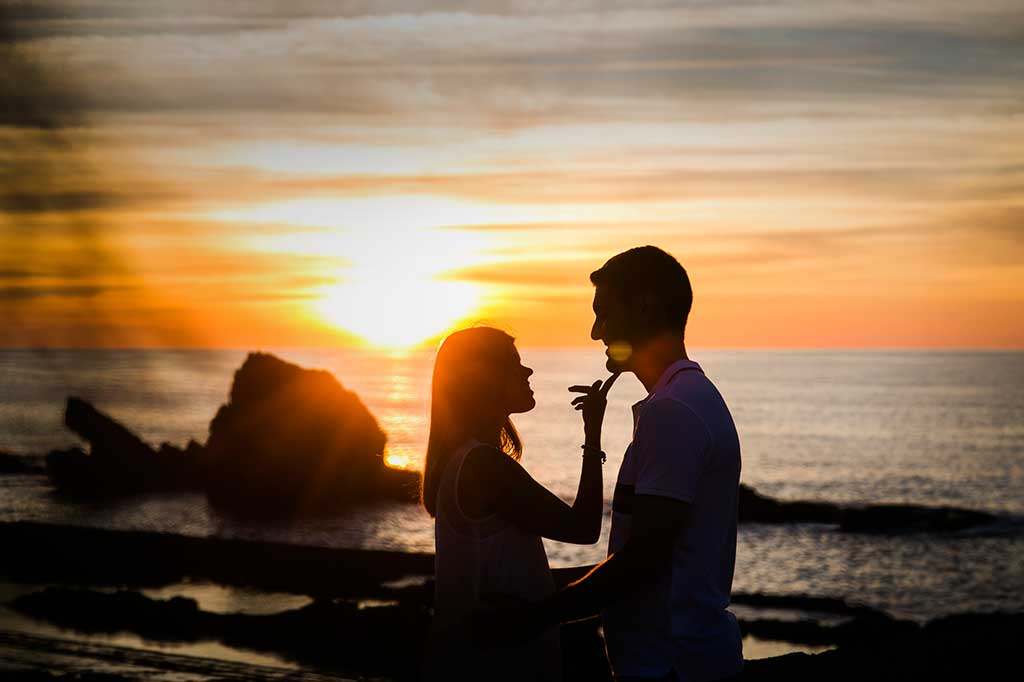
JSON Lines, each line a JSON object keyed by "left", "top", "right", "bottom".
{"left": 422, "top": 246, "right": 743, "bottom": 682}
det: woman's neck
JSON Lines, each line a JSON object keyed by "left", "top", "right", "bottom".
{"left": 473, "top": 415, "right": 507, "bottom": 448}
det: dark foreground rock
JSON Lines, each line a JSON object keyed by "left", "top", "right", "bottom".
{"left": 8, "top": 584, "right": 1021, "bottom": 682}
{"left": 741, "top": 612, "right": 1024, "bottom": 681}
{"left": 0, "top": 521, "right": 433, "bottom": 597}
{"left": 1, "top": 523, "right": 1020, "bottom": 681}
{"left": 0, "top": 629, "right": 347, "bottom": 682}
{"left": 204, "top": 352, "right": 419, "bottom": 516}
{"left": 10, "top": 587, "right": 430, "bottom": 679}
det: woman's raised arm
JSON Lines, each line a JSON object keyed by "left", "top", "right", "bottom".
{"left": 460, "top": 373, "right": 619, "bottom": 544}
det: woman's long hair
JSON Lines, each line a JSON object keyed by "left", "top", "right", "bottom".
{"left": 422, "top": 326, "right": 522, "bottom": 517}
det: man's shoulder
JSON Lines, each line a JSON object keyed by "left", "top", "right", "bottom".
{"left": 664, "top": 370, "right": 727, "bottom": 409}
{"left": 637, "top": 396, "right": 713, "bottom": 439}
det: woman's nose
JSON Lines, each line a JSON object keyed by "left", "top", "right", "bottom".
{"left": 524, "top": 366, "right": 534, "bottom": 377}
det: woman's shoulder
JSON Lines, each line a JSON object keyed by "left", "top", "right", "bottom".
{"left": 456, "top": 444, "right": 515, "bottom": 520}
{"left": 462, "top": 443, "right": 517, "bottom": 479}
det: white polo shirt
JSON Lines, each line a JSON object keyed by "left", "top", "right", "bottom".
{"left": 603, "top": 359, "right": 743, "bottom": 681}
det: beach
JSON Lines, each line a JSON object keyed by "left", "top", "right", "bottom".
{"left": 1, "top": 521, "right": 1021, "bottom": 681}
{"left": 1, "top": 348, "right": 1022, "bottom": 679}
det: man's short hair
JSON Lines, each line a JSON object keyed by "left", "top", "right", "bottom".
{"left": 590, "top": 245, "right": 692, "bottom": 340}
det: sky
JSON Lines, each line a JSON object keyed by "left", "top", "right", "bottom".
{"left": 2, "top": 1, "right": 1022, "bottom": 349}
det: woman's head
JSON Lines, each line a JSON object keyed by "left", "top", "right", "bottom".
{"left": 421, "top": 326, "right": 533, "bottom": 517}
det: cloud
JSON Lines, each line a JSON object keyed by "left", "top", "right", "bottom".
{"left": 4, "top": 1, "right": 1022, "bottom": 128}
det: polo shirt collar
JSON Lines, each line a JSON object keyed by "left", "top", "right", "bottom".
{"left": 650, "top": 358, "right": 703, "bottom": 396}
{"left": 631, "top": 358, "right": 703, "bottom": 422}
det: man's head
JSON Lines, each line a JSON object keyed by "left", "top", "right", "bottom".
{"left": 589, "top": 246, "right": 692, "bottom": 371}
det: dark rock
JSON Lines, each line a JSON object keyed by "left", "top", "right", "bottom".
{"left": 64, "top": 397, "right": 155, "bottom": 465}
{"left": 0, "top": 521, "right": 434, "bottom": 596}
{"left": 731, "top": 592, "right": 883, "bottom": 617}
{"left": 44, "top": 399, "right": 202, "bottom": 496}
{"left": 0, "top": 450, "right": 45, "bottom": 474}
{"left": 838, "top": 504, "right": 997, "bottom": 534}
{"left": 10, "top": 583, "right": 1023, "bottom": 682}
{"left": 740, "top": 612, "right": 1024, "bottom": 681}
{"left": 203, "top": 352, "right": 420, "bottom": 516}
{"left": 741, "top": 611, "right": 918, "bottom": 647}
{"left": 738, "top": 484, "right": 998, "bottom": 534}
{"left": 738, "top": 485, "right": 841, "bottom": 524}
{"left": 10, "top": 586, "right": 431, "bottom": 679}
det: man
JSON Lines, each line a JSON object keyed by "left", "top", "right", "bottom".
{"left": 537, "top": 245, "right": 744, "bottom": 681}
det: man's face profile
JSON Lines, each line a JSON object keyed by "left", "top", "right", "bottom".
{"left": 591, "top": 285, "right": 634, "bottom": 372}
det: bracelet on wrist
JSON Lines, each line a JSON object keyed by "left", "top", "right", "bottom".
{"left": 581, "top": 444, "right": 606, "bottom": 463}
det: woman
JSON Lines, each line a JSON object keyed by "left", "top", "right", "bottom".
{"left": 422, "top": 326, "right": 618, "bottom": 681}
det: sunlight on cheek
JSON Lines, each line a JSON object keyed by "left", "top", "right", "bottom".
{"left": 315, "top": 275, "right": 481, "bottom": 348}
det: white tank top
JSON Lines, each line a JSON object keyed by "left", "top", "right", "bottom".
{"left": 428, "top": 440, "right": 562, "bottom": 681}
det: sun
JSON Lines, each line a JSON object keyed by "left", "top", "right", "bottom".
{"left": 315, "top": 274, "right": 481, "bottom": 348}
{"left": 203, "top": 197, "right": 502, "bottom": 348}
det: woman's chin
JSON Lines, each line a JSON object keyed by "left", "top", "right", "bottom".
{"left": 515, "top": 396, "right": 536, "bottom": 413}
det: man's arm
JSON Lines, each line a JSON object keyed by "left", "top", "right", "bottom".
{"left": 537, "top": 493, "right": 689, "bottom": 624}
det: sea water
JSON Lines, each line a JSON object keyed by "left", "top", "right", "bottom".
{"left": 1, "top": 348, "right": 1022, "bottom": 622}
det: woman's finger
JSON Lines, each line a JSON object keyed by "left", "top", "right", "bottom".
{"left": 568, "top": 384, "right": 595, "bottom": 393}
{"left": 599, "top": 372, "right": 622, "bottom": 397}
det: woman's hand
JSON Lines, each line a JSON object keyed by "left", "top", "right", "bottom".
{"left": 569, "top": 372, "right": 621, "bottom": 446}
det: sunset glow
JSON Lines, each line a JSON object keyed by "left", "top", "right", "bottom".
{"left": 315, "top": 276, "right": 481, "bottom": 349}
{"left": 2, "top": 1, "right": 1022, "bottom": 349}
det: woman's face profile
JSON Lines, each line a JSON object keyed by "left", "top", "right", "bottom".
{"left": 502, "top": 344, "right": 535, "bottom": 415}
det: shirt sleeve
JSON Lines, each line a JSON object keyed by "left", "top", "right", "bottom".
{"left": 632, "top": 398, "right": 712, "bottom": 503}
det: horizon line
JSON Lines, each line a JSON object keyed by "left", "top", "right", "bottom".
{"left": 2, "top": 345, "right": 1021, "bottom": 353}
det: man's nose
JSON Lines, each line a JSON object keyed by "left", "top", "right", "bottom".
{"left": 590, "top": 319, "right": 602, "bottom": 341}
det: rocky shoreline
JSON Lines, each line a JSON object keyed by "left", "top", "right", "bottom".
{"left": 1, "top": 350, "right": 1001, "bottom": 534}
{"left": 1, "top": 522, "right": 1020, "bottom": 681}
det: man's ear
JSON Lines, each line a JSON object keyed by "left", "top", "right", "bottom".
{"left": 635, "top": 291, "right": 657, "bottom": 328}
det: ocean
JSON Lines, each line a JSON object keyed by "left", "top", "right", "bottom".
{"left": 1, "top": 348, "right": 1022, "bottom": 623}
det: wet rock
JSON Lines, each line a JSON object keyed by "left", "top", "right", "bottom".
{"left": 742, "top": 612, "right": 1024, "bottom": 681}
{"left": 9, "top": 583, "right": 1022, "bottom": 682}
{"left": 203, "top": 352, "right": 420, "bottom": 516}
{"left": 10, "top": 586, "right": 430, "bottom": 679}
{"left": 0, "top": 521, "right": 434, "bottom": 595}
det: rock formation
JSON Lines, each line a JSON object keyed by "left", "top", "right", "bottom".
{"left": 0, "top": 450, "right": 45, "bottom": 474}
{"left": 738, "top": 484, "right": 997, "bottom": 533}
{"left": 45, "top": 398, "right": 203, "bottom": 496}
{"left": 203, "top": 352, "right": 420, "bottom": 516}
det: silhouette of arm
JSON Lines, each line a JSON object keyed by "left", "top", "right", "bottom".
{"left": 538, "top": 493, "right": 689, "bottom": 623}
{"left": 538, "top": 398, "right": 705, "bottom": 622}
{"left": 462, "top": 446, "right": 603, "bottom": 544}
{"left": 460, "top": 373, "right": 619, "bottom": 545}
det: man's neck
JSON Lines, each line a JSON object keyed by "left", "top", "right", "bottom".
{"left": 631, "top": 336, "right": 689, "bottom": 393}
